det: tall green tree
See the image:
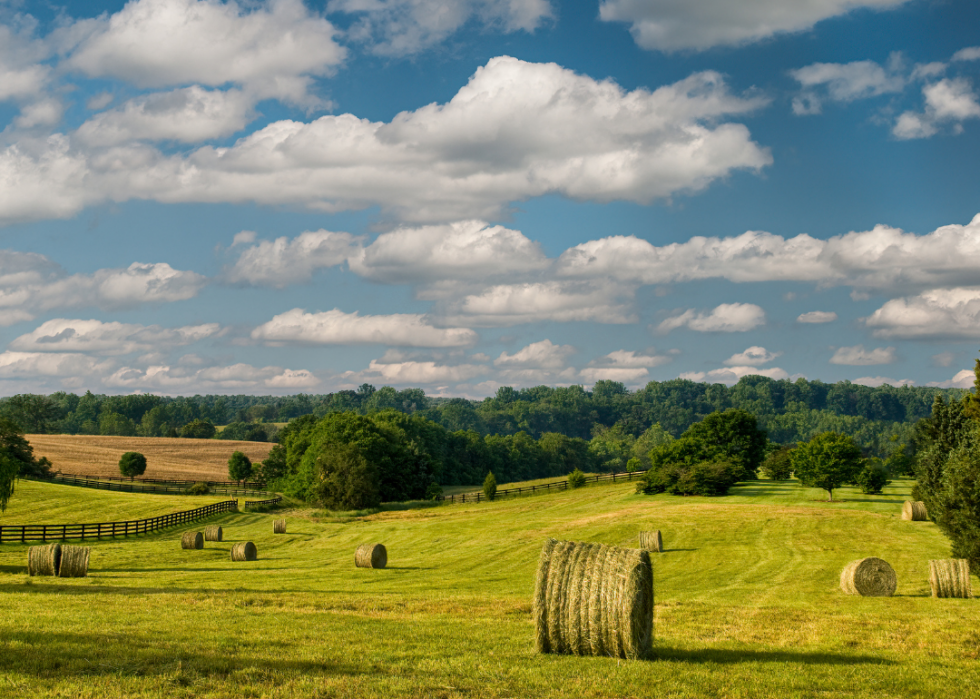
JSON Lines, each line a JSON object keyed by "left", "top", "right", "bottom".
{"left": 791, "top": 431, "right": 864, "bottom": 501}
{"left": 118, "top": 451, "right": 147, "bottom": 480}
{"left": 228, "top": 451, "right": 253, "bottom": 485}
{"left": 6, "top": 394, "right": 63, "bottom": 434}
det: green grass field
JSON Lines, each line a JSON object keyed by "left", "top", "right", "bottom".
{"left": 0, "top": 476, "right": 978, "bottom": 698}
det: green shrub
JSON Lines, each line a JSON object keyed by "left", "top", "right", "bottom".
{"left": 483, "top": 471, "right": 497, "bottom": 501}
{"left": 760, "top": 446, "right": 794, "bottom": 480}
{"left": 180, "top": 419, "right": 216, "bottom": 439}
{"left": 567, "top": 468, "right": 587, "bottom": 489}
{"left": 118, "top": 451, "right": 147, "bottom": 480}
{"left": 185, "top": 482, "right": 211, "bottom": 495}
{"left": 626, "top": 457, "right": 641, "bottom": 473}
{"left": 425, "top": 482, "right": 444, "bottom": 500}
{"left": 856, "top": 460, "right": 891, "bottom": 495}
{"left": 637, "top": 460, "right": 740, "bottom": 496}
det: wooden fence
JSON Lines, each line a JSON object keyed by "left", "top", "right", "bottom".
{"left": 48, "top": 473, "right": 265, "bottom": 489}
{"left": 243, "top": 496, "right": 283, "bottom": 509}
{"left": 0, "top": 499, "right": 239, "bottom": 544}
{"left": 23, "top": 473, "right": 276, "bottom": 497}
{"left": 442, "top": 468, "right": 648, "bottom": 504}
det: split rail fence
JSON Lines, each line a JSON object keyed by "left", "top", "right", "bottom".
{"left": 442, "top": 468, "right": 648, "bottom": 504}
{"left": 23, "top": 473, "right": 275, "bottom": 497}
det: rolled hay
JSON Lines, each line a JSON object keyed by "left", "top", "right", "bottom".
{"left": 638, "top": 530, "right": 663, "bottom": 553}
{"left": 181, "top": 531, "right": 204, "bottom": 550}
{"left": 840, "top": 557, "right": 897, "bottom": 596}
{"left": 929, "top": 559, "right": 974, "bottom": 599}
{"left": 355, "top": 543, "right": 387, "bottom": 569}
{"left": 534, "top": 538, "right": 653, "bottom": 660}
{"left": 27, "top": 544, "right": 61, "bottom": 576}
{"left": 204, "top": 525, "right": 223, "bottom": 542}
{"left": 901, "top": 501, "right": 928, "bottom": 521}
{"left": 58, "top": 545, "right": 90, "bottom": 578}
{"left": 273, "top": 519, "right": 286, "bottom": 534}
{"left": 231, "top": 541, "right": 257, "bottom": 562}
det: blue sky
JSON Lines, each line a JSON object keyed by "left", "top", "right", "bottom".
{"left": 0, "top": 0, "right": 978, "bottom": 397}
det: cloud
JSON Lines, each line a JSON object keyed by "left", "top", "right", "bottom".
{"left": 790, "top": 58, "right": 905, "bottom": 112}
{"left": 658, "top": 303, "right": 765, "bottom": 333}
{"left": 953, "top": 47, "right": 980, "bottom": 62}
{"left": 0, "top": 57, "right": 770, "bottom": 226}
{"left": 0, "top": 22, "right": 51, "bottom": 103}
{"left": 864, "top": 288, "right": 980, "bottom": 339}
{"left": 495, "top": 339, "right": 575, "bottom": 369}
{"left": 579, "top": 366, "right": 651, "bottom": 383}
{"left": 446, "top": 281, "right": 635, "bottom": 326}
{"left": 598, "top": 0, "right": 909, "bottom": 52}
{"left": 830, "top": 345, "right": 897, "bottom": 365}
{"left": 104, "top": 362, "right": 320, "bottom": 391}
{"left": 251, "top": 308, "right": 477, "bottom": 347}
{"left": 679, "top": 366, "right": 789, "bottom": 385}
{"left": 797, "top": 311, "right": 837, "bottom": 324}
{"left": 894, "top": 78, "right": 980, "bottom": 139}
{"left": 724, "top": 346, "right": 780, "bottom": 366}
{"left": 8, "top": 318, "right": 220, "bottom": 355}
{"left": 932, "top": 352, "right": 956, "bottom": 368}
{"left": 329, "top": 0, "right": 553, "bottom": 56}
{"left": 852, "top": 375, "right": 915, "bottom": 388}
{"left": 224, "top": 230, "right": 363, "bottom": 287}
{"left": 927, "top": 369, "right": 975, "bottom": 389}
{"left": 341, "top": 358, "right": 488, "bottom": 385}
{"left": 0, "top": 351, "right": 112, "bottom": 379}
{"left": 62, "top": 0, "right": 345, "bottom": 104}
{"left": 76, "top": 87, "right": 254, "bottom": 146}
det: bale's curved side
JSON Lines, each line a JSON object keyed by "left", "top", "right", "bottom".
{"left": 204, "top": 525, "right": 223, "bottom": 542}
{"left": 534, "top": 538, "right": 654, "bottom": 660}
{"left": 181, "top": 531, "right": 204, "bottom": 550}
{"left": 273, "top": 519, "right": 286, "bottom": 534}
{"left": 355, "top": 543, "right": 387, "bottom": 568}
{"left": 231, "top": 541, "right": 257, "bottom": 561}
{"left": 28, "top": 544, "right": 61, "bottom": 576}
{"left": 58, "top": 546, "right": 90, "bottom": 578}
{"left": 639, "top": 530, "right": 663, "bottom": 553}
{"left": 929, "top": 559, "right": 973, "bottom": 598}
{"left": 901, "top": 501, "right": 928, "bottom": 521}
{"left": 840, "top": 557, "right": 897, "bottom": 596}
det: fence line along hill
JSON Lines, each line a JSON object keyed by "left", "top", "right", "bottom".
{"left": 26, "top": 435, "right": 274, "bottom": 482}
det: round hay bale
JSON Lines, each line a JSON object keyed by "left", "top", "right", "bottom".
{"left": 204, "top": 525, "right": 223, "bottom": 542}
{"left": 901, "top": 501, "right": 928, "bottom": 521}
{"left": 273, "top": 519, "right": 286, "bottom": 534}
{"left": 533, "top": 538, "right": 653, "bottom": 660}
{"left": 638, "top": 530, "right": 663, "bottom": 553}
{"left": 28, "top": 544, "right": 61, "bottom": 576}
{"left": 231, "top": 541, "right": 257, "bottom": 562}
{"left": 181, "top": 531, "right": 204, "bottom": 550}
{"left": 840, "top": 557, "right": 897, "bottom": 596}
{"left": 58, "top": 545, "right": 90, "bottom": 578}
{"left": 355, "top": 543, "right": 387, "bottom": 569}
{"left": 929, "top": 559, "right": 973, "bottom": 599}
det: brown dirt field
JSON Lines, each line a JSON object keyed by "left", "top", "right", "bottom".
{"left": 26, "top": 434, "right": 274, "bottom": 482}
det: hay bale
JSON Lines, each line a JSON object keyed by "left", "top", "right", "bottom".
{"left": 840, "top": 557, "right": 897, "bottom": 596}
{"left": 534, "top": 538, "right": 653, "bottom": 660}
{"left": 901, "top": 501, "right": 928, "bottom": 521}
{"left": 231, "top": 541, "right": 257, "bottom": 562}
{"left": 28, "top": 544, "right": 61, "bottom": 576}
{"left": 181, "top": 531, "right": 204, "bottom": 550}
{"left": 273, "top": 519, "right": 286, "bottom": 534}
{"left": 638, "top": 530, "right": 663, "bottom": 553}
{"left": 58, "top": 545, "right": 90, "bottom": 578}
{"left": 929, "top": 559, "right": 973, "bottom": 598}
{"left": 355, "top": 543, "right": 387, "bottom": 569}
{"left": 204, "top": 525, "right": 223, "bottom": 542}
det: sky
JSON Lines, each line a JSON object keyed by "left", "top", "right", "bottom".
{"left": 0, "top": 0, "right": 978, "bottom": 398}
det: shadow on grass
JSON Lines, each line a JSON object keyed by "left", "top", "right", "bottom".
{"left": 0, "top": 564, "right": 25, "bottom": 574}
{"left": 654, "top": 647, "right": 894, "bottom": 666}
{"left": 661, "top": 548, "right": 697, "bottom": 553}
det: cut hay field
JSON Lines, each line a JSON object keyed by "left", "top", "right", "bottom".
{"left": 1, "top": 477, "right": 978, "bottom": 698}
{"left": 26, "top": 434, "right": 274, "bottom": 481}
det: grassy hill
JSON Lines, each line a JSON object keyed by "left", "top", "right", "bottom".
{"left": 0, "top": 477, "right": 977, "bottom": 698}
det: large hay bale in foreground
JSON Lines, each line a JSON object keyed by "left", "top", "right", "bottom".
{"left": 273, "top": 519, "right": 286, "bottom": 534}
{"left": 231, "top": 542, "right": 257, "bottom": 562}
{"left": 639, "top": 530, "right": 663, "bottom": 553}
{"left": 181, "top": 531, "right": 204, "bottom": 550}
{"left": 840, "top": 557, "right": 897, "bottom": 596}
{"left": 901, "top": 501, "right": 928, "bottom": 521}
{"left": 355, "top": 543, "right": 387, "bottom": 569}
{"left": 204, "top": 525, "right": 223, "bottom": 542}
{"left": 28, "top": 544, "right": 61, "bottom": 576}
{"left": 929, "top": 559, "right": 973, "bottom": 598}
{"left": 58, "top": 545, "right": 90, "bottom": 578}
{"left": 534, "top": 538, "right": 654, "bottom": 660}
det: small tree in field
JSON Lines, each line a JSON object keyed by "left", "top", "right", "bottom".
{"left": 118, "top": 451, "right": 147, "bottom": 481}
{"left": 791, "top": 432, "right": 864, "bottom": 501}
{"left": 228, "top": 451, "right": 252, "bottom": 486}
{"left": 568, "top": 468, "right": 587, "bottom": 489}
{"left": 483, "top": 471, "right": 497, "bottom": 502}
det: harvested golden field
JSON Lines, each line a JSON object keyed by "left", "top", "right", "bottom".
{"left": 25, "top": 434, "right": 274, "bottom": 481}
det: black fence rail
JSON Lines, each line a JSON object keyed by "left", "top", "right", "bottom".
{"left": 0, "top": 499, "right": 238, "bottom": 544}
{"left": 49, "top": 473, "right": 266, "bottom": 489}
{"left": 243, "top": 496, "right": 282, "bottom": 509}
{"left": 443, "top": 468, "right": 648, "bottom": 504}
{"left": 23, "top": 473, "right": 276, "bottom": 498}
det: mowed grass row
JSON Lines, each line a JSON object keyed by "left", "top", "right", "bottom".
{"left": 0, "top": 478, "right": 978, "bottom": 698}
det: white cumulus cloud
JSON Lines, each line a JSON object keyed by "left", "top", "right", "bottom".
{"left": 104, "top": 362, "right": 319, "bottom": 391}
{"left": 447, "top": 281, "right": 635, "bottom": 326}
{"left": 342, "top": 358, "right": 488, "bottom": 385}
{"left": 852, "top": 376, "right": 915, "bottom": 387}
{"left": 894, "top": 78, "right": 980, "bottom": 139}
{"left": 797, "top": 311, "right": 837, "bottom": 323}
{"left": 724, "top": 346, "right": 780, "bottom": 366}
{"left": 658, "top": 303, "right": 765, "bottom": 334}
{"left": 864, "top": 288, "right": 980, "bottom": 339}
{"left": 224, "top": 230, "right": 363, "bottom": 287}
{"left": 679, "top": 366, "right": 789, "bottom": 385}
{"left": 927, "top": 369, "right": 975, "bottom": 389}
{"left": 830, "top": 345, "right": 897, "bottom": 365}
{"left": 494, "top": 339, "right": 575, "bottom": 369}
{"left": 251, "top": 308, "right": 477, "bottom": 347}
{"left": 9, "top": 318, "right": 220, "bottom": 355}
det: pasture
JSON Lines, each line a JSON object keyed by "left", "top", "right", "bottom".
{"left": 0, "top": 476, "right": 978, "bottom": 698}
{"left": 25, "top": 434, "right": 273, "bottom": 481}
